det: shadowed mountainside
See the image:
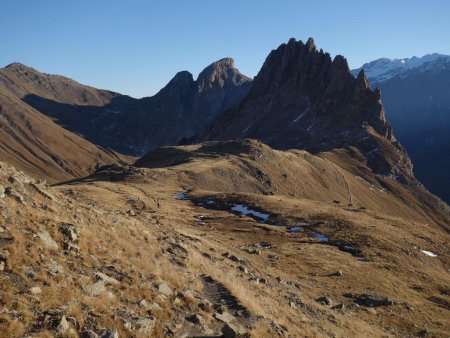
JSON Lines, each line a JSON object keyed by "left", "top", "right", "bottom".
{"left": 5, "top": 59, "right": 251, "bottom": 157}
{"left": 0, "top": 63, "right": 131, "bottom": 181}
{"left": 353, "top": 57, "right": 450, "bottom": 203}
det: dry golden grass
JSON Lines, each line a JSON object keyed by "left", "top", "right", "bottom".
{"left": 0, "top": 317, "right": 25, "bottom": 338}
{"left": 188, "top": 250, "right": 266, "bottom": 316}
{"left": 0, "top": 137, "right": 448, "bottom": 337}
{"left": 250, "top": 320, "right": 277, "bottom": 338}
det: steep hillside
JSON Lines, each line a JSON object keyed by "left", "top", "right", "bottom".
{"left": 353, "top": 57, "right": 450, "bottom": 203}
{"left": 7, "top": 59, "right": 251, "bottom": 156}
{"left": 0, "top": 62, "right": 120, "bottom": 105}
{"left": 0, "top": 139, "right": 448, "bottom": 337}
{"left": 0, "top": 96, "right": 129, "bottom": 183}
{"left": 198, "top": 38, "right": 413, "bottom": 184}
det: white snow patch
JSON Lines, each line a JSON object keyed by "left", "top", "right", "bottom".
{"left": 293, "top": 107, "right": 310, "bottom": 123}
{"left": 421, "top": 250, "right": 437, "bottom": 257}
{"left": 242, "top": 124, "right": 252, "bottom": 133}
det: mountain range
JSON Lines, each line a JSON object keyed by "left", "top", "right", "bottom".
{"left": 353, "top": 54, "right": 450, "bottom": 202}
{"left": 2, "top": 40, "right": 450, "bottom": 208}
{"left": 3, "top": 58, "right": 251, "bottom": 157}
{"left": 0, "top": 38, "right": 449, "bottom": 337}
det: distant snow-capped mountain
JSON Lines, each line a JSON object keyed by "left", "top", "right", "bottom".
{"left": 352, "top": 53, "right": 450, "bottom": 84}
{"left": 352, "top": 53, "right": 450, "bottom": 203}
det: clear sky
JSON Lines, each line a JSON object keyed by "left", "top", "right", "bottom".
{"left": 2, "top": 0, "right": 449, "bottom": 98}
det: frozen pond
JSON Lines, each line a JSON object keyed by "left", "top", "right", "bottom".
{"left": 230, "top": 204, "right": 271, "bottom": 223}
{"left": 175, "top": 192, "right": 189, "bottom": 200}
{"left": 311, "top": 232, "right": 330, "bottom": 242}
{"left": 173, "top": 193, "right": 367, "bottom": 261}
{"left": 174, "top": 194, "right": 271, "bottom": 223}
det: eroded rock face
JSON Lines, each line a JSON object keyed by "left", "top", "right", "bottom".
{"left": 200, "top": 38, "right": 413, "bottom": 181}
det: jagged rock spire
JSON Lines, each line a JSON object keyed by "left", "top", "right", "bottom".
{"left": 200, "top": 38, "right": 413, "bottom": 180}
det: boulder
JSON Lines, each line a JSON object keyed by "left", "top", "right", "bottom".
{"left": 94, "top": 272, "right": 120, "bottom": 286}
{"left": 222, "top": 322, "right": 248, "bottom": 337}
{"left": 135, "top": 317, "right": 155, "bottom": 334}
{"left": 317, "top": 296, "right": 333, "bottom": 306}
{"left": 99, "top": 328, "right": 119, "bottom": 338}
{"left": 186, "top": 313, "right": 204, "bottom": 324}
{"left": 157, "top": 283, "right": 172, "bottom": 296}
{"left": 59, "top": 223, "right": 79, "bottom": 242}
{"left": 29, "top": 286, "right": 42, "bottom": 295}
{"left": 355, "top": 294, "right": 394, "bottom": 307}
{"left": 84, "top": 281, "right": 106, "bottom": 296}
{"left": 214, "top": 312, "right": 236, "bottom": 324}
{"left": 37, "top": 231, "right": 58, "bottom": 250}
{"left": 56, "top": 315, "right": 70, "bottom": 334}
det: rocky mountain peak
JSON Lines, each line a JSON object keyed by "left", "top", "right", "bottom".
{"left": 3, "top": 62, "right": 45, "bottom": 80}
{"left": 200, "top": 57, "right": 235, "bottom": 75}
{"left": 155, "top": 71, "right": 195, "bottom": 98}
{"left": 305, "top": 37, "right": 316, "bottom": 51}
{"left": 214, "top": 57, "right": 235, "bottom": 68}
{"left": 168, "top": 70, "right": 194, "bottom": 87}
{"left": 4, "top": 62, "right": 34, "bottom": 71}
{"left": 356, "top": 69, "right": 370, "bottom": 89}
{"left": 196, "top": 57, "right": 249, "bottom": 92}
{"left": 200, "top": 38, "right": 413, "bottom": 181}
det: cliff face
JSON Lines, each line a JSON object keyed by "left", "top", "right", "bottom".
{"left": 200, "top": 38, "right": 413, "bottom": 181}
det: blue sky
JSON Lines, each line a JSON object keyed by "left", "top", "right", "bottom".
{"left": 2, "top": 0, "right": 450, "bottom": 98}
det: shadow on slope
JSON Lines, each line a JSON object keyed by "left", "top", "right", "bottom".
{"left": 22, "top": 94, "right": 136, "bottom": 154}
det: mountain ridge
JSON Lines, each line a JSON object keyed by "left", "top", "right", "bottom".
{"left": 198, "top": 38, "right": 413, "bottom": 182}
{"left": 352, "top": 53, "right": 450, "bottom": 84}
{"left": 352, "top": 54, "right": 450, "bottom": 202}
{"left": 2, "top": 58, "right": 252, "bottom": 157}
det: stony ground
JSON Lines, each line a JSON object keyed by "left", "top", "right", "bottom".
{"left": 0, "top": 141, "right": 449, "bottom": 337}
